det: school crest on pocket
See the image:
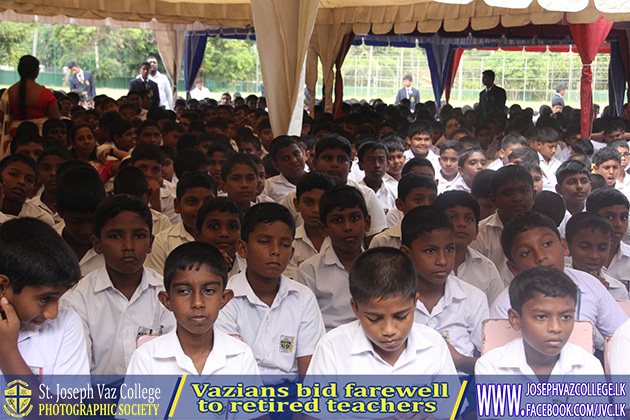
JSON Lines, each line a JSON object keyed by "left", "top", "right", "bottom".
{"left": 279, "top": 335, "right": 294, "bottom": 353}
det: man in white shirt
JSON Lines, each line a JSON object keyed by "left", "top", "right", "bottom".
{"left": 190, "top": 78, "right": 212, "bottom": 102}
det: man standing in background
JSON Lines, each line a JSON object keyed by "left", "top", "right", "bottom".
{"left": 395, "top": 75, "right": 420, "bottom": 109}
{"left": 479, "top": 70, "right": 506, "bottom": 114}
{"left": 147, "top": 55, "right": 173, "bottom": 109}
{"left": 68, "top": 61, "right": 96, "bottom": 108}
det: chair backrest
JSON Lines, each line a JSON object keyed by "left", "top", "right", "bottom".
{"left": 617, "top": 301, "right": 630, "bottom": 317}
{"left": 136, "top": 334, "right": 159, "bottom": 348}
{"left": 481, "top": 318, "right": 594, "bottom": 355}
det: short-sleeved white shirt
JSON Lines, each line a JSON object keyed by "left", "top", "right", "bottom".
{"left": 5, "top": 201, "right": 55, "bottom": 226}
{"left": 470, "top": 211, "right": 513, "bottom": 285}
{"left": 158, "top": 187, "right": 181, "bottom": 225}
{"left": 450, "top": 176, "right": 472, "bottom": 193}
{"left": 404, "top": 148, "right": 440, "bottom": 175}
{"left": 263, "top": 173, "right": 296, "bottom": 204}
{"left": 609, "top": 318, "right": 630, "bottom": 375}
{"left": 284, "top": 224, "right": 331, "bottom": 279}
{"left": 386, "top": 207, "right": 403, "bottom": 229}
{"left": 145, "top": 222, "right": 194, "bottom": 274}
{"left": 598, "top": 268, "right": 630, "bottom": 301}
{"left": 61, "top": 266, "right": 175, "bottom": 375}
{"left": 606, "top": 241, "right": 630, "bottom": 289}
{"left": 359, "top": 174, "right": 398, "bottom": 214}
{"left": 414, "top": 274, "right": 488, "bottom": 356}
{"left": 126, "top": 327, "right": 260, "bottom": 375}
{"left": 0, "top": 309, "right": 90, "bottom": 376}
{"left": 151, "top": 208, "right": 172, "bottom": 236}
{"left": 436, "top": 172, "right": 462, "bottom": 195}
{"left": 368, "top": 220, "right": 402, "bottom": 249}
{"left": 475, "top": 337, "right": 604, "bottom": 376}
{"left": 538, "top": 152, "right": 563, "bottom": 185}
{"left": 489, "top": 267, "right": 628, "bottom": 350}
{"left": 457, "top": 247, "right": 505, "bottom": 306}
{"left": 215, "top": 272, "right": 325, "bottom": 375}
{"left": 27, "top": 193, "right": 62, "bottom": 224}
{"left": 294, "top": 245, "right": 356, "bottom": 331}
{"left": 307, "top": 320, "right": 457, "bottom": 375}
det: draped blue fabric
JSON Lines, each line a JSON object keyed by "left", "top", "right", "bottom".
{"left": 609, "top": 40, "right": 626, "bottom": 117}
{"left": 424, "top": 43, "right": 457, "bottom": 106}
{"left": 184, "top": 32, "right": 209, "bottom": 92}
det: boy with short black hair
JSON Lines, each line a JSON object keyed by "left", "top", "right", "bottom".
{"left": 28, "top": 147, "right": 73, "bottom": 224}
{"left": 554, "top": 160, "right": 591, "bottom": 237}
{"left": 146, "top": 172, "right": 216, "bottom": 274}
{"left": 207, "top": 141, "right": 237, "bottom": 186}
{"left": 264, "top": 135, "right": 306, "bottom": 203}
{"left": 358, "top": 140, "right": 397, "bottom": 212}
{"left": 586, "top": 188, "right": 630, "bottom": 289}
{"left": 0, "top": 218, "right": 88, "bottom": 375}
{"left": 518, "top": 161, "right": 544, "bottom": 193}
{"left": 382, "top": 135, "right": 405, "bottom": 181}
{"left": 592, "top": 147, "right": 622, "bottom": 188}
{"left": 370, "top": 173, "right": 437, "bottom": 249}
{"left": 487, "top": 134, "right": 529, "bottom": 170}
{"left": 400, "top": 206, "right": 488, "bottom": 373}
{"left": 10, "top": 134, "right": 44, "bottom": 162}
{"left": 160, "top": 121, "right": 184, "bottom": 150}
{"left": 173, "top": 148, "right": 211, "bottom": 180}
{"left": 0, "top": 154, "right": 54, "bottom": 226}
{"left": 307, "top": 247, "right": 456, "bottom": 374}
{"left": 56, "top": 164, "right": 107, "bottom": 276}
{"left": 436, "top": 140, "right": 464, "bottom": 194}
{"left": 221, "top": 154, "right": 258, "bottom": 214}
{"left": 126, "top": 242, "right": 259, "bottom": 375}
{"left": 565, "top": 212, "right": 629, "bottom": 300}
{"left": 295, "top": 185, "right": 371, "bottom": 331}
{"left": 195, "top": 197, "right": 246, "bottom": 279}
{"left": 471, "top": 169, "right": 496, "bottom": 220}
{"left": 432, "top": 191, "right": 505, "bottom": 305}
{"left": 113, "top": 166, "right": 172, "bottom": 235}
{"left": 489, "top": 211, "right": 628, "bottom": 351}
{"left": 609, "top": 139, "right": 630, "bottom": 193}
{"left": 136, "top": 119, "right": 162, "bottom": 146}
{"left": 454, "top": 147, "right": 487, "bottom": 193}
{"left": 285, "top": 171, "right": 335, "bottom": 278}
{"left": 61, "top": 194, "right": 175, "bottom": 375}
{"left": 471, "top": 165, "right": 536, "bottom": 284}
{"left": 404, "top": 121, "right": 439, "bottom": 172}
{"left": 238, "top": 135, "right": 262, "bottom": 157}
{"left": 535, "top": 127, "right": 562, "bottom": 184}
{"left": 476, "top": 266, "right": 604, "bottom": 376}
{"left": 216, "top": 203, "right": 325, "bottom": 376}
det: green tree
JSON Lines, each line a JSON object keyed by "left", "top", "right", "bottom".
{"left": 0, "top": 22, "right": 35, "bottom": 66}
{"left": 199, "top": 38, "right": 257, "bottom": 85}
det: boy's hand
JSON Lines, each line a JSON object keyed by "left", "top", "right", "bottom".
{"left": 219, "top": 249, "right": 234, "bottom": 270}
{"left": 0, "top": 297, "right": 20, "bottom": 348}
{"left": 446, "top": 341, "right": 477, "bottom": 374}
{"left": 147, "top": 179, "right": 162, "bottom": 212}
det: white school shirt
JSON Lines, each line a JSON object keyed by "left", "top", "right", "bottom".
{"left": 414, "top": 274, "right": 488, "bottom": 357}
{"left": 436, "top": 172, "right": 462, "bottom": 195}
{"left": 369, "top": 219, "right": 402, "bottom": 249}
{"left": 0, "top": 309, "right": 90, "bottom": 376}
{"left": 54, "top": 222, "right": 105, "bottom": 277}
{"left": 558, "top": 209, "right": 572, "bottom": 239}
{"left": 347, "top": 157, "right": 364, "bottom": 184}
{"left": 609, "top": 318, "right": 630, "bottom": 375}
{"left": 475, "top": 337, "right": 604, "bottom": 376}
{"left": 145, "top": 222, "right": 194, "bottom": 274}
{"left": 386, "top": 207, "right": 403, "bottom": 228}
{"left": 538, "top": 152, "right": 563, "bottom": 185}
{"left": 606, "top": 241, "right": 630, "bottom": 289}
{"left": 450, "top": 176, "right": 472, "bottom": 193}
{"left": 263, "top": 173, "right": 296, "bottom": 204}
{"left": 4, "top": 201, "right": 55, "bottom": 226}
{"left": 158, "top": 187, "right": 180, "bottom": 225}
{"left": 284, "top": 224, "right": 331, "bottom": 279}
{"left": 404, "top": 148, "right": 440, "bottom": 174}
{"left": 489, "top": 267, "right": 629, "bottom": 350}
{"left": 358, "top": 174, "right": 398, "bottom": 214}
{"left": 215, "top": 272, "right": 326, "bottom": 375}
{"left": 228, "top": 254, "right": 247, "bottom": 279}
{"left": 281, "top": 179, "right": 387, "bottom": 237}
{"left": 456, "top": 247, "right": 505, "bottom": 306}
{"left": 470, "top": 211, "right": 513, "bottom": 286}
{"left": 126, "top": 327, "right": 260, "bottom": 376}
{"left": 27, "top": 193, "right": 62, "bottom": 224}
{"left": 294, "top": 245, "right": 356, "bottom": 331}
{"left": 151, "top": 208, "right": 172, "bottom": 236}
{"left": 486, "top": 158, "right": 504, "bottom": 171}
{"left": 60, "top": 266, "right": 175, "bottom": 375}
{"left": 307, "top": 321, "right": 457, "bottom": 375}
{"left": 598, "top": 269, "right": 630, "bottom": 301}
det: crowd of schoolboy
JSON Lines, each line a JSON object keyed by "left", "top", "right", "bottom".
{"left": 3, "top": 86, "right": 630, "bottom": 403}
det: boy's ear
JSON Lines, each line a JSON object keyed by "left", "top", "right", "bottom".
{"left": 560, "top": 238, "right": 569, "bottom": 256}
{"left": 350, "top": 298, "right": 359, "bottom": 319}
{"left": 395, "top": 198, "right": 405, "bottom": 213}
{"left": 91, "top": 234, "right": 103, "bottom": 255}
{"left": 221, "top": 288, "right": 234, "bottom": 309}
{"left": 192, "top": 226, "right": 201, "bottom": 241}
{"left": 293, "top": 197, "right": 300, "bottom": 214}
{"left": 506, "top": 260, "right": 519, "bottom": 277}
{"left": 0, "top": 275, "right": 10, "bottom": 297}
{"left": 507, "top": 308, "right": 521, "bottom": 331}
{"left": 497, "top": 149, "right": 506, "bottom": 160}
{"left": 400, "top": 244, "right": 411, "bottom": 257}
{"left": 554, "top": 184, "right": 562, "bottom": 196}
{"left": 363, "top": 214, "right": 371, "bottom": 234}
{"left": 158, "top": 291, "right": 172, "bottom": 312}
{"left": 457, "top": 167, "right": 464, "bottom": 176}
{"left": 236, "top": 239, "right": 248, "bottom": 259}
{"left": 174, "top": 198, "right": 181, "bottom": 215}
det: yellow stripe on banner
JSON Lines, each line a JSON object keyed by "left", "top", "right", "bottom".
{"left": 450, "top": 380, "right": 468, "bottom": 420}
{"left": 169, "top": 374, "right": 187, "bottom": 418}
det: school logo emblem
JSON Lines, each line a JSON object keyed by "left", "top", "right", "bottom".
{"left": 279, "top": 335, "right": 294, "bottom": 353}
{"left": 4, "top": 380, "right": 33, "bottom": 418}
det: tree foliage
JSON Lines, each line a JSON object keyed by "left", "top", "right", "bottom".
{"left": 198, "top": 37, "right": 257, "bottom": 85}
{"left": 0, "top": 22, "right": 35, "bottom": 66}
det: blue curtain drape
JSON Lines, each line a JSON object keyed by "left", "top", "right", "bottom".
{"left": 609, "top": 39, "right": 626, "bottom": 117}
{"left": 424, "top": 43, "right": 457, "bottom": 107}
{"left": 183, "top": 32, "right": 209, "bottom": 93}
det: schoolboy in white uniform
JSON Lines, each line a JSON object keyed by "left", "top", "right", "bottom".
{"left": 126, "top": 242, "right": 259, "bottom": 376}
{"left": 216, "top": 204, "right": 325, "bottom": 376}
{"left": 62, "top": 195, "right": 175, "bottom": 375}
{"left": 0, "top": 218, "right": 89, "bottom": 376}
{"left": 263, "top": 136, "right": 307, "bottom": 204}
{"left": 307, "top": 247, "right": 456, "bottom": 375}
{"left": 476, "top": 266, "right": 604, "bottom": 376}
{"left": 403, "top": 121, "right": 441, "bottom": 174}
{"left": 488, "top": 211, "right": 628, "bottom": 351}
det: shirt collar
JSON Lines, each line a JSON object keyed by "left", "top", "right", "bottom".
{"left": 486, "top": 211, "right": 504, "bottom": 229}
{"left": 171, "top": 223, "right": 195, "bottom": 241}
{"left": 228, "top": 271, "right": 298, "bottom": 308}
{"left": 93, "top": 266, "right": 160, "bottom": 296}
